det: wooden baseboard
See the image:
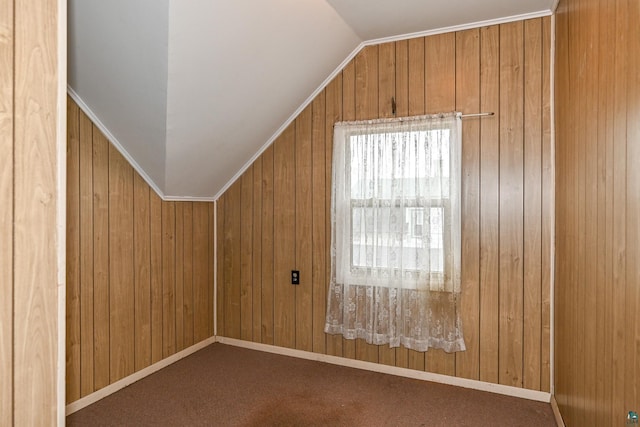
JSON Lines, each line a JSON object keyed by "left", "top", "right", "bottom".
{"left": 217, "top": 336, "right": 552, "bottom": 403}
{"left": 550, "top": 395, "right": 565, "bottom": 426}
{"left": 65, "top": 336, "right": 216, "bottom": 416}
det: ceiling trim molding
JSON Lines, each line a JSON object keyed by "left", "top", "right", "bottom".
{"left": 162, "top": 195, "right": 216, "bottom": 202}
{"left": 362, "top": 9, "right": 552, "bottom": 46}
{"left": 213, "top": 8, "right": 553, "bottom": 201}
{"left": 67, "top": 86, "right": 215, "bottom": 202}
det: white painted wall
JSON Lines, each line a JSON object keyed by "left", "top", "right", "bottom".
{"left": 68, "top": 0, "right": 169, "bottom": 190}
{"left": 164, "top": 0, "right": 360, "bottom": 197}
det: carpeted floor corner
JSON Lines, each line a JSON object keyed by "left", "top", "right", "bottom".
{"left": 67, "top": 343, "right": 556, "bottom": 426}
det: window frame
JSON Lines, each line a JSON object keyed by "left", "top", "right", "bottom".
{"left": 333, "top": 115, "right": 461, "bottom": 292}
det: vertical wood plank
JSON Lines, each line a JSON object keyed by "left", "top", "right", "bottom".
{"left": 555, "top": 1, "right": 574, "bottom": 418}
{"left": 566, "top": 5, "right": 581, "bottom": 421}
{"left": 149, "top": 192, "right": 163, "bottom": 363}
{"left": 523, "top": 18, "right": 543, "bottom": 391}
{"left": 216, "top": 196, "right": 226, "bottom": 336}
{"left": 183, "top": 202, "right": 194, "bottom": 347}
{"left": 354, "top": 46, "right": 380, "bottom": 364}
{"left": 311, "top": 92, "right": 327, "bottom": 355}
{"left": 425, "top": 34, "right": 454, "bottom": 114}
{"left": 13, "top": 0, "right": 59, "bottom": 421}
{"left": 540, "top": 15, "right": 552, "bottom": 394}
{"left": 611, "top": 0, "right": 628, "bottom": 421}
{"left": 240, "top": 169, "right": 254, "bottom": 341}
{"left": 479, "top": 25, "right": 500, "bottom": 385}
{"left": 252, "top": 159, "right": 263, "bottom": 342}
{"left": 0, "top": 0, "right": 12, "bottom": 419}
{"left": 595, "top": 0, "right": 614, "bottom": 422}
{"left": 66, "top": 98, "right": 81, "bottom": 403}
{"left": 193, "top": 203, "right": 210, "bottom": 342}
{"left": 556, "top": 0, "right": 577, "bottom": 418}
{"left": 325, "top": 76, "right": 343, "bottom": 357}
{"left": 499, "top": 21, "right": 525, "bottom": 388}
{"left": 261, "top": 147, "right": 275, "bottom": 344}
{"left": 79, "top": 111, "right": 95, "bottom": 396}
{"left": 295, "top": 105, "right": 313, "bottom": 352}
{"left": 355, "top": 45, "right": 379, "bottom": 121}
{"left": 223, "top": 181, "right": 241, "bottom": 339}
{"left": 377, "top": 41, "right": 397, "bottom": 366}
{"left": 274, "top": 125, "right": 296, "bottom": 349}
{"left": 394, "top": 39, "right": 410, "bottom": 369}
{"left": 573, "top": 5, "right": 588, "bottom": 420}
{"left": 581, "top": 3, "right": 599, "bottom": 420}
{"left": 410, "top": 35, "right": 428, "bottom": 372}
{"left": 108, "top": 145, "right": 135, "bottom": 382}
{"left": 133, "top": 174, "right": 151, "bottom": 370}
{"left": 208, "top": 203, "right": 215, "bottom": 337}
{"left": 93, "top": 129, "right": 110, "bottom": 390}
{"left": 455, "top": 28, "right": 481, "bottom": 381}
{"left": 341, "top": 61, "right": 356, "bottom": 360}
{"left": 378, "top": 42, "right": 396, "bottom": 119}
{"left": 625, "top": 0, "right": 640, "bottom": 417}
{"left": 161, "top": 201, "right": 176, "bottom": 357}
{"left": 408, "top": 37, "right": 425, "bottom": 116}
{"left": 394, "top": 39, "right": 409, "bottom": 120}
{"left": 425, "top": 32, "right": 457, "bottom": 102}
{"left": 174, "top": 203, "right": 185, "bottom": 351}
{"left": 425, "top": 33, "right": 456, "bottom": 376}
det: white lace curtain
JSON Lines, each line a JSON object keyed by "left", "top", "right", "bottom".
{"left": 324, "top": 113, "right": 466, "bottom": 353}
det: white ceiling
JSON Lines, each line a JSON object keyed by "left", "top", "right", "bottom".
{"left": 68, "top": 0, "right": 170, "bottom": 190}
{"left": 68, "top": 0, "right": 554, "bottom": 200}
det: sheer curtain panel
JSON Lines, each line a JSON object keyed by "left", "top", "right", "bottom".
{"left": 324, "top": 113, "right": 466, "bottom": 353}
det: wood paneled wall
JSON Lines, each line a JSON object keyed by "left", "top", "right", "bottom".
{"left": 0, "top": 0, "right": 13, "bottom": 420}
{"left": 65, "top": 97, "right": 215, "bottom": 404}
{"left": 555, "top": 0, "right": 640, "bottom": 425}
{"left": 1, "top": 0, "right": 62, "bottom": 424}
{"left": 217, "top": 18, "right": 552, "bottom": 392}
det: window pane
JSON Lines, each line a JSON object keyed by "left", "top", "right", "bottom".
{"left": 351, "top": 205, "right": 444, "bottom": 273}
{"left": 345, "top": 124, "right": 452, "bottom": 279}
{"left": 349, "top": 129, "right": 450, "bottom": 200}
{"left": 351, "top": 206, "right": 399, "bottom": 269}
{"left": 428, "top": 207, "right": 444, "bottom": 272}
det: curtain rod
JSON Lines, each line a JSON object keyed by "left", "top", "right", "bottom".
{"left": 460, "top": 112, "right": 495, "bottom": 118}
{"left": 391, "top": 96, "right": 493, "bottom": 118}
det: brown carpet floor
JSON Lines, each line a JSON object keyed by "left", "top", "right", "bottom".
{"left": 67, "top": 343, "right": 556, "bottom": 426}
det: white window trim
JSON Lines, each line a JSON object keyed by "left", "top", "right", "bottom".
{"left": 332, "top": 113, "right": 462, "bottom": 292}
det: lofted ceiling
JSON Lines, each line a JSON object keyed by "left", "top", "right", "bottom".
{"left": 68, "top": 0, "right": 555, "bottom": 200}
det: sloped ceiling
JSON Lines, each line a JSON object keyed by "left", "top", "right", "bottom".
{"left": 68, "top": 0, "right": 555, "bottom": 200}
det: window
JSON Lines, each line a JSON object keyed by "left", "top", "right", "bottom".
{"left": 325, "top": 113, "right": 465, "bottom": 353}
{"left": 333, "top": 117, "right": 461, "bottom": 291}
